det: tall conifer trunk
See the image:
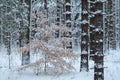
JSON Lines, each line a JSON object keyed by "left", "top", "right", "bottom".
{"left": 80, "top": 0, "right": 89, "bottom": 72}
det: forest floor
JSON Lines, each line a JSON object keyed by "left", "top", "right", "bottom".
{"left": 0, "top": 47, "right": 120, "bottom": 80}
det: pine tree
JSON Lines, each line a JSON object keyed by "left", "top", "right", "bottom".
{"left": 105, "top": 0, "right": 116, "bottom": 50}
{"left": 115, "top": 0, "right": 120, "bottom": 49}
{"left": 89, "top": 0, "right": 105, "bottom": 80}
{"left": 80, "top": 0, "right": 89, "bottom": 72}
{"left": 64, "top": 0, "right": 72, "bottom": 51}
{"left": 0, "top": 1, "right": 4, "bottom": 46}
{"left": 20, "top": 0, "right": 31, "bottom": 65}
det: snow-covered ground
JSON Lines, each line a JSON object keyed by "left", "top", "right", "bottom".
{"left": 0, "top": 47, "right": 120, "bottom": 80}
{"left": 104, "top": 50, "right": 120, "bottom": 80}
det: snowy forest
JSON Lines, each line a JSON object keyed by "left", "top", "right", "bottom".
{"left": 0, "top": 0, "right": 120, "bottom": 80}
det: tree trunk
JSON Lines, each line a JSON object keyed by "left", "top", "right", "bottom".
{"left": 21, "top": 0, "right": 31, "bottom": 65}
{"left": 80, "top": 0, "right": 89, "bottom": 72}
{"left": 106, "top": 0, "right": 116, "bottom": 50}
{"left": 90, "top": 0, "right": 104, "bottom": 80}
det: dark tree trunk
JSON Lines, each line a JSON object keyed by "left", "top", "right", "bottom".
{"left": 64, "top": 0, "right": 72, "bottom": 51}
{"left": 90, "top": 0, "right": 104, "bottom": 80}
{"left": 106, "top": 0, "right": 116, "bottom": 50}
{"left": 21, "top": 0, "right": 31, "bottom": 65}
{"left": 80, "top": 0, "right": 89, "bottom": 72}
